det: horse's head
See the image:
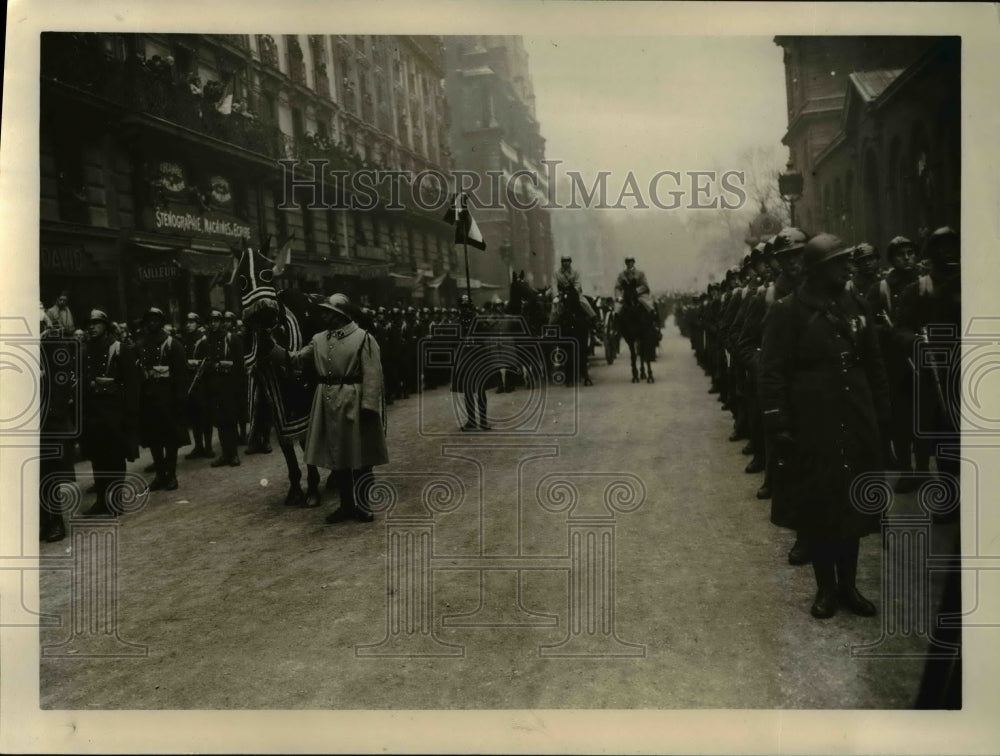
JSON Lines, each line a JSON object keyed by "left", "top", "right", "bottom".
{"left": 507, "top": 270, "right": 534, "bottom": 314}
{"left": 231, "top": 242, "right": 280, "bottom": 329}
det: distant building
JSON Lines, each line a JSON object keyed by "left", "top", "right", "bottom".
{"left": 774, "top": 36, "right": 959, "bottom": 252}
{"left": 40, "top": 33, "right": 459, "bottom": 323}
{"left": 444, "top": 36, "right": 555, "bottom": 301}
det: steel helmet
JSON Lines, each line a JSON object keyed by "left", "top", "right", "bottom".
{"left": 887, "top": 236, "right": 915, "bottom": 256}
{"left": 924, "top": 227, "right": 959, "bottom": 266}
{"left": 852, "top": 242, "right": 878, "bottom": 262}
{"left": 803, "top": 233, "right": 851, "bottom": 268}
{"left": 320, "top": 293, "right": 354, "bottom": 320}
{"left": 771, "top": 227, "right": 809, "bottom": 256}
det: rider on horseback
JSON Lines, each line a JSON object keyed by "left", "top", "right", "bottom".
{"left": 549, "top": 256, "right": 601, "bottom": 331}
{"left": 614, "top": 257, "right": 656, "bottom": 318}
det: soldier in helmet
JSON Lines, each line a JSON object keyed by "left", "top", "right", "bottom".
{"left": 266, "top": 294, "right": 388, "bottom": 524}
{"left": 614, "top": 256, "right": 656, "bottom": 320}
{"left": 739, "top": 227, "right": 809, "bottom": 506}
{"left": 551, "top": 255, "right": 600, "bottom": 328}
{"left": 182, "top": 312, "right": 213, "bottom": 459}
{"left": 136, "top": 306, "right": 189, "bottom": 491}
{"left": 894, "top": 227, "right": 961, "bottom": 512}
{"left": 79, "top": 308, "right": 140, "bottom": 516}
{"left": 871, "top": 236, "right": 924, "bottom": 490}
{"left": 205, "top": 309, "right": 245, "bottom": 467}
{"left": 224, "top": 311, "right": 249, "bottom": 445}
{"left": 760, "top": 233, "right": 889, "bottom": 619}
{"left": 847, "top": 243, "right": 880, "bottom": 299}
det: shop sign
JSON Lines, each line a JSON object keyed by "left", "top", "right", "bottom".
{"left": 41, "top": 245, "right": 86, "bottom": 273}
{"left": 138, "top": 261, "right": 179, "bottom": 282}
{"left": 153, "top": 209, "right": 252, "bottom": 240}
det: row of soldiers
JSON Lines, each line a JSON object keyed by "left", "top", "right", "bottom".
{"left": 676, "top": 226, "right": 961, "bottom": 620}
{"left": 38, "top": 297, "right": 514, "bottom": 540}
{"left": 39, "top": 306, "right": 254, "bottom": 541}
{"left": 364, "top": 302, "right": 514, "bottom": 400}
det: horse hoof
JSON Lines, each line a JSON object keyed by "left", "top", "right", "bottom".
{"left": 584, "top": 377, "right": 593, "bottom": 387}
{"left": 631, "top": 377, "right": 639, "bottom": 383}
{"left": 647, "top": 376, "right": 655, "bottom": 384}
{"left": 284, "top": 487, "right": 306, "bottom": 507}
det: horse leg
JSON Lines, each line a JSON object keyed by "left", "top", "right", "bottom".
{"left": 630, "top": 339, "right": 639, "bottom": 383}
{"left": 279, "top": 440, "right": 306, "bottom": 507}
{"left": 296, "top": 438, "right": 322, "bottom": 507}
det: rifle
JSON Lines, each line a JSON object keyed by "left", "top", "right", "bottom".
{"left": 187, "top": 357, "right": 207, "bottom": 396}
{"left": 880, "top": 308, "right": 918, "bottom": 372}
{"left": 921, "top": 326, "right": 949, "bottom": 413}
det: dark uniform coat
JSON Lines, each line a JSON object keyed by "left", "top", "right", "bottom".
{"left": 183, "top": 330, "right": 209, "bottom": 420}
{"left": 450, "top": 313, "right": 503, "bottom": 393}
{"left": 80, "top": 334, "right": 140, "bottom": 461}
{"left": 759, "top": 284, "right": 890, "bottom": 540}
{"left": 137, "top": 330, "right": 190, "bottom": 448}
{"left": 204, "top": 330, "right": 246, "bottom": 425}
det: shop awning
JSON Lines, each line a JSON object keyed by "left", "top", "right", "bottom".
{"left": 176, "top": 249, "right": 234, "bottom": 276}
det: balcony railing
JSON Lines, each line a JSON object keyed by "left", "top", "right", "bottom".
{"left": 41, "top": 36, "right": 284, "bottom": 160}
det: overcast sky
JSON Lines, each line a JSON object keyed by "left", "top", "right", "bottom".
{"left": 519, "top": 36, "right": 789, "bottom": 290}
{"left": 522, "top": 35, "right": 788, "bottom": 204}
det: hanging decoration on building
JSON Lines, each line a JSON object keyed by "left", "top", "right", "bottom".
{"left": 144, "top": 159, "right": 252, "bottom": 241}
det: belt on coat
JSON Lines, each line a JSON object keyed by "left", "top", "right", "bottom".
{"left": 317, "top": 374, "right": 361, "bottom": 385}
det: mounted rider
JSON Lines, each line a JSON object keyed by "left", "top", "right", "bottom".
{"left": 614, "top": 257, "right": 656, "bottom": 321}
{"left": 549, "top": 255, "right": 600, "bottom": 329}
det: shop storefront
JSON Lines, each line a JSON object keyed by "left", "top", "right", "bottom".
{"left": 40, "top": 231, "right": 123, "bottom": 325}
{"left": 126, "top": 157, "right": 257, "bottom": 324}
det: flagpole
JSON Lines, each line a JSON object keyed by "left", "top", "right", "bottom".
{"left": 463, "top": 238, "right": 472, "bottom": 302}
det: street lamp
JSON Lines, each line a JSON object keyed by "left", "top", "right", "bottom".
{"left": 778, "top": 161, "right": 804, "bottom": 227}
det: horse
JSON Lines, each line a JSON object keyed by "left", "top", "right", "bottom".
{"left": 505, "top": 271, "right": 550, "bottom": 388}
{"left": 617, "top": 289, "right": 659, "bottom": 383}
{"left": 553, "top": 285, "right": 594, "bottom": 387}
{"left": 233, "top": 241, "right": 325, "bottom": 508}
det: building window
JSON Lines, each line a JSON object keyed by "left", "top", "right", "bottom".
{"left": 272, "top": 187, "right": 289, "bottom": 240}
{"left": 302, "top": 208, "right": 316, "bottom": 258}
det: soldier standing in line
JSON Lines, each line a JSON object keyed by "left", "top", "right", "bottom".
{"left": 137, "top": 307, "right": 189, "bottom": 491}
{"left": 182, "top": 312, "right": 213, "bottom": 459}
{"left": 731, "top": 244, "right": 774, "bottom": 480}
{"left": 79, "top": 309, "right": 140, "bottom": 516}
{"left": 894, "top": 227, "right": 961, "bottom": 513}
{"left": 869, "top": 236, "right": 924, "bottom": 491}
{"left": 760, "top": 233, "right": 889, "bottom": 619}
{"left": 225, "top": 311, "right": 249, "bottom": 446}
{"left": 204, "top": 310, "right": 245, "bottom": 467}
{"left": 752, "top": 227, "right": 810, "bottom": 557}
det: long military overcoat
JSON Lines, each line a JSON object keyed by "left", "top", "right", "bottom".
{"left": 294, "top": 323, "right": 389, "bottom": 471}
{"left": 759, "top": 284, "right": 890, "bottom": 540}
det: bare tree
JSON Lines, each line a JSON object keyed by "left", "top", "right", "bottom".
{"left": 736, "top": 144, "right": 792, "bottom": 227}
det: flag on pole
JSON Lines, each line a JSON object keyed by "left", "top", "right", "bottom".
{"left": 443, "top": 193, "right": 486, "bottom": 250}
{"left": 216, "top": 74, "right": 234, "bottom": 115}
{"left": 271, "top": 233, "right": 295, "bottom": 276}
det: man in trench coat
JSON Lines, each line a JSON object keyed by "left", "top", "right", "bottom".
{"left": 268, "top": 293, "right": 388, "bottom": 523}
{"left": 759, "top": 233, "right": 890, "bottom": 620}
